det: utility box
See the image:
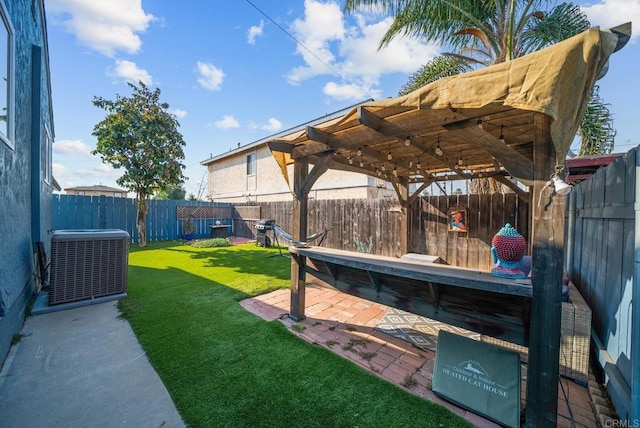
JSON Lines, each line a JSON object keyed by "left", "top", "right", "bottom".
{"left": 49, "top": 229, "right": 129, "bottom": 305}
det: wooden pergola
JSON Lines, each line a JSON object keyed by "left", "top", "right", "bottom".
{"left": 267, "top": 25, "right": 630, "bottom": 427}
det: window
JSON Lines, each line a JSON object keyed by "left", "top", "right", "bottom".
{"left": 114, "top": 192, "right": 122, "bottom": 198}
{"left": 246, "top": 152, "right": 256, "bottom": 175}
{"left": 0, "top": 1, "right": 14, "bottom": 149}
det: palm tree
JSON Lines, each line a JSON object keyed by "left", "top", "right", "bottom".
{"left": 345, "top": 0, "right": 616, "bottom": 188}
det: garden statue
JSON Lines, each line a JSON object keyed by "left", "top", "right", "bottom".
{"left": 491, "top": 223, "right": 527, "bottom": 279}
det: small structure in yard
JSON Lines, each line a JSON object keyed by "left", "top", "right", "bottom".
{"left": 267, "top": 25, "right": 630, "bottom": 426}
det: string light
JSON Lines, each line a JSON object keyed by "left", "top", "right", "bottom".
{"left": 359, "top": 160, "right": 364, "bottom": 168}
{"left": 499, "top": 125, "right": 505, "bottom": 144}
{"left": 393, "top": 165, "right": 398, "bottom": 177}
{"left": 404, "top": 136, "right": 411, "bottom": 147}
{"left": 348, "top": 157, "right": 353, "bottom": 165}
{"left": 387, "top": 151, "right": 393, "bottom": 161}
{"left": 435, "top": 138, "right": 443, "bottom": 156}
{"left": 357, "top": 147, "right": 362, "bottom": 156}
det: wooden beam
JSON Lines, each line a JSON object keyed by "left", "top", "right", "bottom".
{"left": 299, "top": 152, "right": 333, "bottom": 197}
{"left": 525, "top": 113, "right": 565, "bottom": 427}
{"left": 268, "top": 140, "right": 294, "bottom": 153}
{"left": 357, "top": 106, "right": 382, "bottom": 131}
{"left": 492, "top": 175, "right": 530, "bottom": 202}
{"left": 394, "top": 178, "right": 410, "bottom": 256}
{"left": 290, "top": 157, "right": 309, "bottom": 321}
{"left": 445, "top": 121, "right": 534, "bottom": 182}
{"left": 409, "top": 179, "right": 434, "bottom": 205}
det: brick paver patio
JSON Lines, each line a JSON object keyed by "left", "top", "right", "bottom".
{"left": 240, "top": 283, "right": 599, "bottom": 428}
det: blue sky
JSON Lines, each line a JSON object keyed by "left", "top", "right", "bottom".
{"left": 47, "top": 0, "right": 640, "bottom": 197}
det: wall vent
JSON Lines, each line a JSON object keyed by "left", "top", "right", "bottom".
{"left": 49, "top": 230, "right": 129, "bottom": 305}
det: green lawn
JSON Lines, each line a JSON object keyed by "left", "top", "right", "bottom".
{"left": 121, "top": 241, "right": 471, "bottom": 427}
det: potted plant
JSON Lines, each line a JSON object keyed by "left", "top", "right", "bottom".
{"left": 182, "top": 219, "right": 195, "bottom": 240}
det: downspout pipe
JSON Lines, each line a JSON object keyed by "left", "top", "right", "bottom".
{"left": 632, "top": 147, "right": 640, "bottom": 423}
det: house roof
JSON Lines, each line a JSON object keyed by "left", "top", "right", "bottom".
{"left": 199, "top": 99, "right": 374, "bottom": 166}
{"left": 266, "top": 25, "right": 628, "bottom": 188}
{"left": 64, "top": 184, "right": 127, "bottom": 193}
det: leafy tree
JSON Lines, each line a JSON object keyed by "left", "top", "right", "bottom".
{"left": 345, "top": 0, "right": 616, "bottom": 164}
{"left": 156, "top": 185, "right": 187, "bottom": 200}
{"left": 92, "top": 81, "right": 186, "bottom": 246}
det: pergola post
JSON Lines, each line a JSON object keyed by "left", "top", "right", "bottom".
{"left": 290, "top": 157, "right": 309, "bottom": 321}
{"left": 394, "top": 178, "right": 410, "bottom": 256}
{"left": 525, "top": 113, "right": 566, "bottom": 426}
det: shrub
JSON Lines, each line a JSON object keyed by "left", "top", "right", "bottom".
{"left": 190, "top": 238, "right": 231, "bottom": 248}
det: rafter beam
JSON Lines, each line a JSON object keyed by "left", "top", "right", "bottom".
{"left": 445, "top": 121, "right": 534, "bottom": 182}
{"left": 268, "top": 140, "right": 294, "bottom": 153}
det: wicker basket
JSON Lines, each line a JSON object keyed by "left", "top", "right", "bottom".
{"left": 481, "top": 282, "right": 591, "bottom": 384}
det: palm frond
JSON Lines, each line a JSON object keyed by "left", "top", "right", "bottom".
{"left": 398, "top": 55, "right": 472, "bottom": 96}
{"left": 520, "top": 2, "right": 590, "bottom": 52}
{"left": 577, "top": 86, "right": 616, "bottom": 156}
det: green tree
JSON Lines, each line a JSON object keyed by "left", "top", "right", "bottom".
{"left": 92, "top": 81, "right": 186, "bottom": 246}
{"left": 345, "top": 0, "right": 615, "bottom": 158}
{"left": 156, "top": 185, "right": 187, "bottom": 200}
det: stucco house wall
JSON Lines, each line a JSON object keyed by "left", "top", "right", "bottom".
{"left": 205, "top": 144, "right": 394, "bottom": 203}
{"left": 202, "top": 100, "right": 395, "bottom": 203}
{"left": 0, "top": 0, "right": 54, "bottom": 363}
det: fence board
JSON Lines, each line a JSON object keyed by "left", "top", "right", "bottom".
{"left": 53, "top": 196, "right": 234, "bottom": 244}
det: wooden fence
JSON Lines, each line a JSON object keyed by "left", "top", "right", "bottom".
{"left": 253, "top": 193, "right": 528, "bottom": 271}
{"left": 52, "top": 195, "right": 233, "bottom": 243}
{"left": 566, "top": 147, "right": 637, "bottom": 420}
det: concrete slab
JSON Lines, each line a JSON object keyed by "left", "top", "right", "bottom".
{"left": 0, "top": 301, "right": 184, "bottom": 428}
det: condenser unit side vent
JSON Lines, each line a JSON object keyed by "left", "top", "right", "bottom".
{"left": 49, "top": 230, "right": 129, "bottom": 305}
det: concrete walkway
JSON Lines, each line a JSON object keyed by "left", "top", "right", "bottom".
{"left": 0, "top": 301, "right": 184, "bottom": 428}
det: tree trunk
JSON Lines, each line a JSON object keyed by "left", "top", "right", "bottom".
{"left": 469, "top": 177, "right": 505, "bottom": 194}
{"left": 137, "top": 194, "right": 148, "bottom": 247}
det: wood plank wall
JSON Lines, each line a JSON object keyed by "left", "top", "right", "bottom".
{"left": 255, "top": 193, "right": 529, "bottom": 271}
{"left": 567, "top": 147, "right": 636, "bottom": 419}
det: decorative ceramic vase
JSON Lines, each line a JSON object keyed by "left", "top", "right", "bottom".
{"left": 491, "top": 223, "right": 527, "bottom": 279}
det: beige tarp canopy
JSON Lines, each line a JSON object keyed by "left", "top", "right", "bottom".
{"left": 268, "top": 26, "right": 620, "bottom": 188}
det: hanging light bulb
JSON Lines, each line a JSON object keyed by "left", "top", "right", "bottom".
{"left": 377, "top": 169, "right": 381, "bottom": 176}
{"left": 381, "top": 165, "right": 386, "bottom": 172}
{"left": 359, "top": 160, "right": 364, "bottom": 168}
{"left": 477, "top": 119, "right": 483, "bottom": 129}
{"left": 404, "top": 136, "right": 411, "bottom": 147}
{"left": 387, "top": 151, "right": 393, "bottom": 161}
{"left": 435, "top": 139, "right": 443, "bottom": 156}
{"left": 417, "top": 160, "right": 421, "bottom": 170}
{"left": 499, "top": 125, "right": 505, "bottom": 144}
{"left": 357, "top": 147, "right": 362, "bottom": 156}
{"left": 409, "top": 160, "right": 413, "bottom": 168}
{"left": 393, "top": 165, "right": 398, "bottom": 177}
{"left": 348, "top": 157, "right": 353, "bottom": 165}
{"left": 458, "top": 157, "right": 464, "bottom": 166}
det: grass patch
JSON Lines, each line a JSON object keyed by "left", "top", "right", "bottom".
{"left": 121, "top": 241, "right": 471, "bottom": 427}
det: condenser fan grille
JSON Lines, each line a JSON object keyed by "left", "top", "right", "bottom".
{"left": 49, "top": 230, "right": 129, "bottom": 305}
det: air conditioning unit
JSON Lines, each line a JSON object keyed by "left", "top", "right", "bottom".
{"left": 49, "top": 229, "right": 129, "bottom": 305}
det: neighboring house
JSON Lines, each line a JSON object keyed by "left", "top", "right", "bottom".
{"left": 201, "top": 100, "right": 395, "bottom": 203}
{"left": 64, "top": 184, "right": 128, "bottom": 198}
{"left": 0, "top": 0, "right": 55, "bottom": 363}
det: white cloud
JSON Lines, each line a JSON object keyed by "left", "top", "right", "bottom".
{"left": 248, "top": 20, "right": 264, "bottom": 45}
{"left": 213, "top": 115, "right": 240, "bottom": 129}
{"left": 53, "top": 139, "right": 95, "bottom": 158}
{"left": 197, "top": 62, "right": 225, "bottom": 91}
{"left": 53, "top": 161, "right": 122, "bottom": 192}
{"left": 47, "top": 0, "right": 155, "bottom": 57}
{"left": 110, "top": 60, "right": 153, "bottom": 85}
{"left": 261, "top": 118, "right": 283, "bottom": 132}
{"left": 286, "top": 0, "right": 439, "bottom": 101}
{"left": 171, "top": 109, "right": 188, "bottom": 118}
{"left": 580, "top": 0, "right": 640, "bottom": 41}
